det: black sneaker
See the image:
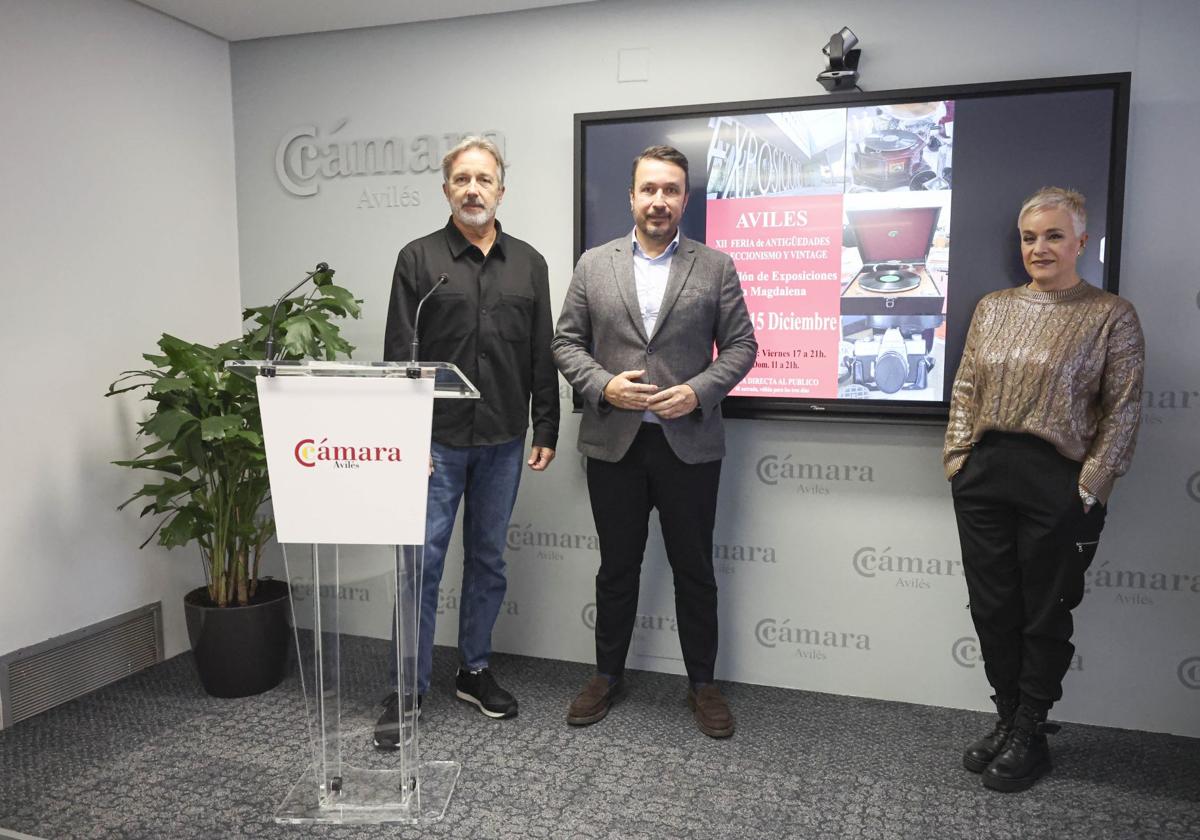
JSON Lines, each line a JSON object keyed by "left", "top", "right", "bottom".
{"left": 372, "top": 692, "right": 422, "bottom": 750}
{"left": 454, "top": 668, "right": 518, "bottom": 719}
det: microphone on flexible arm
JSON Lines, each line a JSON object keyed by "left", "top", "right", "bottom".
{"left": 407, "top": 273, "right": 449, "bottom": 378}
{"left": 261, "top": 261, "right": 330, "bottom": 376}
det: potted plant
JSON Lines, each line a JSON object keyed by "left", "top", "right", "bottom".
{"left": 106, "top": 266, "right": 360, "bottom": 697}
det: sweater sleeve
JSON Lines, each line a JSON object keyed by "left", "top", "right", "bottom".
{"left": 943, "top": 300, "right": 985, "bottom": 479}
{"left": 1079, "top": 302, "right": 1145, "bottom": 503}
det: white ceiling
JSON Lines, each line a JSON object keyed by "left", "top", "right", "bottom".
{"left": 135, "top": 0, "right": 597, "bottom": 41}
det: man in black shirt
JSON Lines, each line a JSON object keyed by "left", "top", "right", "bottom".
{"left": 376, "top": 137, "right": 558, "bottom": 746}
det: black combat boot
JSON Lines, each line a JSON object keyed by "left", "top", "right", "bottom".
{"left": 982, "top": 703, "right": 1060, "bottom": 792}
{"left": 963, "top": 693, "right": 1020, "bottom": 773}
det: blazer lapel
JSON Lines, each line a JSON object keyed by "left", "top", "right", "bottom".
{"left": 649, "top": 237, "right": 696, "bottom": 341}
{"left": 611, "top": 241, "right": 648, "bottom": 343}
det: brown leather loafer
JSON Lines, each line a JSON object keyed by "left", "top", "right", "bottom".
{"left": 567, "top": 675, "right": 622, "bottom": 726}
{"left": 688, "top": 684, "right": 735, "bottom": 738}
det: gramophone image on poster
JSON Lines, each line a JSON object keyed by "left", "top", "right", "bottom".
{"left": 838, "top": 191, "right": 950, "bottom": 400}
{"left": 846, "top": 100, "right": 953, "bottom": 193}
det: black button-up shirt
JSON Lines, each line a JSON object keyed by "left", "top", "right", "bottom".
{"left": 383, "top": 218, "right": 559, "bottom": 450}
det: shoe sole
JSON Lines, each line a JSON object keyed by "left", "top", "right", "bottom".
{"left": 566, "top": 703, "right": 611, "bottom": 726}
{"left": 372, "top": 739, "right": 410, "bottom": 753}
{"left": 982, "top": 759, "right": 1051, "bottom": 792}
{"left": 455, "top": 689, "right": 517, "bottom": 719}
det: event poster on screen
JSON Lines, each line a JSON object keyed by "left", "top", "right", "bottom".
{"left": 703, "top": 101, "right": 953, "bottom": 402}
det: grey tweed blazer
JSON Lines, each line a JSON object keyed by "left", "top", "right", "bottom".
{"left": 552, "top": 234, "right": 757, "bottom": 464}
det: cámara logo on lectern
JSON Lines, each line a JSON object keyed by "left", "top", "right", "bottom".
{"left": 293, "top": 437, "right": 403, "bottom": 469}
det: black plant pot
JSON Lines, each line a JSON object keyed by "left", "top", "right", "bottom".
{"left": 183, "top": 578, "right": 291, "bottom": 698}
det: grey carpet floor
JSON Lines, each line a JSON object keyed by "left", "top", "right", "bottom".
{"left": 1, "top": 638, "right": 1198, "bottom": 840}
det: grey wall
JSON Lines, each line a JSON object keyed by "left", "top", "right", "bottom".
{"left": 0, "top": 0, "right": 241, "bottom": 678}
{"left": 231, "top": 0, "right": 1200, "bottom": 735}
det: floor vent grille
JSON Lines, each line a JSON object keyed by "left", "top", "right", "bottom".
{"left": 0, "top": 603, "right": 163, "bottom": 729}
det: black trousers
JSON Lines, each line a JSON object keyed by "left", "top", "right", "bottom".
{"left": 586, "top": 424, "right": 722, "bottom": 684}
{"left": 951, "top": 433, "right": 1106, "bottom": 706}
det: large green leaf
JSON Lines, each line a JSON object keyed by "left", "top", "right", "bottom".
{"left": 112, "top": 455, "right": 185, "bottom": 475}
{"left": 105, "top": 380, "right": 152, "bottom": 397}
{"left": 160, "top": 508, "right": 206, "bottom": 548}
{"left": 173, "top": 424, "right": 206, "bottom": 467}
{"left": 214, "top": 337, "right": 242, "bottom": 355}
{"left": 150, "top": 377, "right": 193, "bottom": 394}
{"left": 317, "top": 284, "right": 361, "bottom": 317}
{"left": 108, "top": 368, "right": 171, "bottom": 397}
{"left": 153, "top": 475, "right": 202, "bottom": 500}
{"left": 279, "top": 314, "right": 316, "bottom": 356}
{"left": 117, "top": 481, "right": 171, "bottom": 511}
{"left": 200, "top": 415, "right": 245, "bottom": 441}
{"left": 158, "top": 333, "right": 200, "bottom": 359}
{"left": 305, "top": 312, "right": 344, "bottom": 361}
{"left": 142, "top": 408, "right": 196, "bottom": 443}
{"left": 241, "top": 322, "right": 270, "bottom": 352}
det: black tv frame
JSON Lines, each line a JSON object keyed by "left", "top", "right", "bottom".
{"left": 573, "top": 72, "right": 1131, "bottom": 424}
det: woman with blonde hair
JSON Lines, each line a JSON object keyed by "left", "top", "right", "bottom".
{"left": 944, "top": 186, "right": 1144, "bottom": 792}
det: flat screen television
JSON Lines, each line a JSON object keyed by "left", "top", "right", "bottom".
{"left": 574, "top": 73, "right": 1130, "bottom": 422}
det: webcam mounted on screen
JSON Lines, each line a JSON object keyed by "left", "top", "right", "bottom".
{"left": 817, "top": 27, "right": 862, "bottom": 93}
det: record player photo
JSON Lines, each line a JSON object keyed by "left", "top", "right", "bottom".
{"left": 846, "top": 100, "right": 953, "bottom": 193}
{"left": 840, "top": 202, "right": 948, "bottom": 317}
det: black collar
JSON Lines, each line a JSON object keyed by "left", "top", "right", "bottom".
{"left": 445, "top": 217, "right": 506, "bottom": 259}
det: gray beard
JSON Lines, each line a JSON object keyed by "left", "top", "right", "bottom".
{"left": 454, "top": 205, "right": 493, "bottom": 228}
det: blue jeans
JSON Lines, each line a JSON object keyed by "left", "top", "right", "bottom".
{"left": 391, "top": 436, "right": 524, "bottom": 694}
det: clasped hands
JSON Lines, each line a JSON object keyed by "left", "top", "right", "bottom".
{"left": 603, "top": 369, "right": 697, "bottom": 420}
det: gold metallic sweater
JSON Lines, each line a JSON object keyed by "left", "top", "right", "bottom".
{"left": 943, "top": 281, "right": 1144, "bottom": 503}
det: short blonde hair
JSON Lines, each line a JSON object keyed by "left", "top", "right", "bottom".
{"left": 441, "top": 136, "right": 506, "bottom": 185}
{"left": 1018, "top": 186, "right": 1086, "bottom": 237}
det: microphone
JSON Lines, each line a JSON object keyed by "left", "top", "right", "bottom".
{"left": 261, "top": 262, "right": 330, "bottom": 376}
{"left": 407, "top": 273, "right": 449, "bottom": 378}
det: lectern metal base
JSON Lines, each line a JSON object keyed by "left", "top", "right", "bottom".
{"left": 274, "top": 759, "right": 460, "bottom": 825}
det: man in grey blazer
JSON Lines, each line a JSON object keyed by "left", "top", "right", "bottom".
{"left": 552, "top": 145, "right": 757, "bottom": 737}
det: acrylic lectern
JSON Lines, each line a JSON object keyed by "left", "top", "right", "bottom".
{"left": 225, "top": 359, "right": 479, "bottom": 825}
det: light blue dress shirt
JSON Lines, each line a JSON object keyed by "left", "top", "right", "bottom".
{"left": 631, "top": 229, "right": 680, "bottom": 424}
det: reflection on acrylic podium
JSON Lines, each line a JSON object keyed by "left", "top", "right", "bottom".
{"left": 274, "top": 544, "right": 459, "bottom": 824}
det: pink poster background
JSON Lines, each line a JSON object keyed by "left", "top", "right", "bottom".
{"left": 707, "top": 194, "right": 843, "bottom": 398}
